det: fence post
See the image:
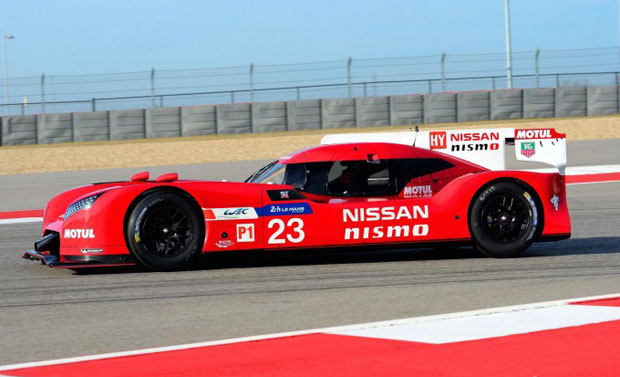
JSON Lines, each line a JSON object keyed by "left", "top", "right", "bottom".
{"left": 159, "top": 95, "right": 164, "bottom": 107}
{"left": 372, "top": 72, "right": 377, "bottom": 97}
{"left": 492, "top": 77, "right": 496, "bottom": 90}
{"left": 363, "top": 82, "right": 367, "bottom": 97}
{"left": 91, "top": 98, "right": 96, "bottom": 111}
{"left": 40, "top": 73, "right": 46, "bottom": 114}
{"left": 441, "top": 52, "right": 446, "bottom": 92}
{"left": 555, "top": 74, "right": 560, "bottom": 88}
{"left": 296, "top": 87, "right": 300, "bottom": 100}
{"left": 249, "top": 63, "right": 254, "bottom": 102}
{"left": 150, "top": 68, "right": 156, "bottom": 108}
{"left": 535, "top": 48, "right": 540, "bottom": 88}
{"left": 230, "top": 91, "right": 235, "bottom": 103}
{"left": 21, "top": 96, "right": 28, "bottom": 115}
{"left": 427, "top": 79, "right": 432, "bottom": 93}
{"left": 347, "top": 57, "right": 352, "bottom": 98}
{"left": 616, "top": 72, "right": 619, "bottom": 86}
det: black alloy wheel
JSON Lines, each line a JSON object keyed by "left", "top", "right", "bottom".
{"left": 126, "top": 191, "right": 203, "bottom": 271}
{"left": 469, "top": 182, "right": 539, "bottom": 258}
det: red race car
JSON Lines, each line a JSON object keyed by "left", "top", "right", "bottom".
{"left": 24, "top": 127, "right": 570, "bottom": 271}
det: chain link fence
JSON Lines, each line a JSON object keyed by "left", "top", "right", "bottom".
{"left": 2, "top": 46, "right": 620, "bottom": 115}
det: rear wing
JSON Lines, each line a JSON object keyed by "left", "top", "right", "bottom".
{"left": 321, "top": 128, "right": 567, "bottom": 175}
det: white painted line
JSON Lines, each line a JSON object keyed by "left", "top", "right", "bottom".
{"left": 528, "top": 164, "right": 620, "bottom": 175}
{"left": 569, "top": 180, "right": 620, "bottom": 186}
{"left": 0, "top": 217, "right": 42, "bottom": 225}
{"left": 330, "top": 304, "right": 620, "bottom": 344}
{"left": 1, "top": 292, "right": 620, "bottom": 372}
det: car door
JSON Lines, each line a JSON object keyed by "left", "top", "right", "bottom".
{"left": 260, "top": 159, "right": 438, "bottom": 250}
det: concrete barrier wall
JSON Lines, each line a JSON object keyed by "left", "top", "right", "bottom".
{"left": 322, "top": 98, "right": 355, "bottom": 128}
{"left": 252, "top": 102, "right": 287, "bottom": 133}
{"left": 216, "top": 104, "right": 252, "bottom": 134}
{"left": 110, "top": 109, "right": 145, "bottom": 140}
{"left": 355, "top": 96, "right": 390, "bottom": 127}
{"left": 556, "top": 86, "right": 587, "bottom": 118}
{"left": 587, "top": 85, "right": 619, "bottom": 116}
{"left": 523, "top": 88, "right": 556, "bottom": 119}
{"left": 180, "top": 105, "right": 217, "bottom": 136}
{"left": 2, "top": 85, "right": 618, "bottom": 146}
{"left": 146, "top": 107, "right": 181, "bottom": 138}
{"left": 490, "top": 89, "right": 523, "bottom": 120}
{"left": 74, "top": 111, "right": 109, "bottom": 142}
{"left": 2, "top": 115, "right": 37, "bottom": 145}
{"left": 37, "top": 113, "right": 73, "bottom": 144}
{"left": 287, "top": 100, "right": 321, "bottom": 130}
{"left": 389, "top": 94, "right": 423, "bottom": 125}
{"left": 424, "top": 93, "right": 457, "bottom": 124}
{"left": 457, "top": 92, "right": 490, "bottom": 122}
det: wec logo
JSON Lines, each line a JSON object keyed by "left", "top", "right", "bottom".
{"left": 64, "top": 229, "right": 95, "bottom": 239}
{"left": 223, "top": 208, "right": 250, "bottom": 216}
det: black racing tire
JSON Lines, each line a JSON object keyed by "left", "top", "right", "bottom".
{"left": 469, "top": 182, "right": 539, "bottom": 258}
{"left": 125, "top": 191, "right": 204, "bottom": 271}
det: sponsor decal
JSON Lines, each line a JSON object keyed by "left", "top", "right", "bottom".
{"left": 450, "top": 131, "right": 500, "bottom": 142}
{"left": 203, "top": 207, "right": 259, "bottom": 221}
{"left": 450, "top": 143, "right": 499, "bottom": 152}
{"left": 266, "top": 189, "right": 306, "bottom": 201}
{"left": 236, "top": 223, "right": 255, "bottom": 242}
{"left": 431, "top": 131, "right": 500, "bottom": 152}
{"left": 551, "top": 195, "right": 560, "bottom": 211}
{"left": 80, "top": 248, "right": 103, "bottom": 254}
{"left": 64, "top": 228, "right": 95, "bottom": 239}
{"left": 520, "top": 141, "right": 536, "bottom": 158}
{"left": 344, "top": 224, "right": 429, "bottom": 240}
{"left": 403, "top": 185, "right": 432, "bottom": 198}
{"left": 515, "top": 128, "right": 563, "bottom": 140}
{"left": 215, "top": 240, "right": 235, "bottom": 248}
{"left": 259, "top": 203, "right": 313, "bottom": 216}
{"left": 267, "top": 218, "right": 305, "bottom": 244}
{"left": 343, "top": 205, "right": 430, "bottom": 241}
{"left": 343, "top": 205, "right": 428, "bottom": 222}
{"left": 429, "top": 131, "right": 447, "bottom": 149}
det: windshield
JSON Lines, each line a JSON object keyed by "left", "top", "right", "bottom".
{"left": 246, "top": 161, "right": 287, "bottom": 184}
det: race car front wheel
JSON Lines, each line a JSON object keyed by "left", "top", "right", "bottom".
{"left": 469, "top": 182, "right": 539, "bottom": 258}
{"left": 126, "top": 191, "right": 204, "bottom": 271}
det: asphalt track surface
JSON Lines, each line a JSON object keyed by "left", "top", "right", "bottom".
{"left": 1, "top": 139, "right": 620, "bottom": 365}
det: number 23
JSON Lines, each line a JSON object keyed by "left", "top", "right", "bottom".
{"left": 267, "top": 218, "right": 305, "bottom": 244}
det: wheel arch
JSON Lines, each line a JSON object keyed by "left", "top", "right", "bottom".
{"left": 122, "top": 186, "right": 206, "bottom": 253}
{"left": 466, "top": 177, "right": 545, "bottom": 241}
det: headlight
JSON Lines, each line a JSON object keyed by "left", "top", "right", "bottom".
{"left": 64, "top": 193, "right": 104, "bottom": 220}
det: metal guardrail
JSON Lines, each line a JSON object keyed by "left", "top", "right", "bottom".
{"left": 2, "top": 46, "right": 620, "bottom": 115}
{"left": 1, "top": 71, "right": 619, "bottom": 115}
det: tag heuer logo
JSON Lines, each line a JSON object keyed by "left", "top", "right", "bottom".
{"left": 521, "top": 142, "right": 535, "bottom": 158}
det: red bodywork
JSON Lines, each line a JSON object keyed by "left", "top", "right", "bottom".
{"left": 31, "top": 142, "right": 571, "bottom": 267}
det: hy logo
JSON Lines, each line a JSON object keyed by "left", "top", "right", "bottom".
{"left": 520, "top": 142, "right": 536, "bottom": 158}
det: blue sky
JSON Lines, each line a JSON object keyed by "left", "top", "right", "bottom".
{"left": 1, "top": 0, "right": 618, "bottom": 78}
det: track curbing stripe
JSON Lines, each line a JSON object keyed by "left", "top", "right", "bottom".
{"left": 2, "top": 292, "right": 620, "bottom": 372}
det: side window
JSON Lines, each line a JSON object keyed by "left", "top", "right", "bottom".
{"left": 284, "top": 163, "right": 307, "bottom": 189}
{"left": 301, "top": 162, "right": 333, "bottom": 195}
{"left": 326, "top": 160, "right": 393, "bottom": 197}
{"left": 389, "top": 158, "right": 455, "bottom": 193}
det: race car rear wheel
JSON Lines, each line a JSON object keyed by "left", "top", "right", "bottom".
{"left": 469, "top": 182, "right": 539, "bottom": 258}
{"left": 126, "top": 191, "right": 203, "bottom": 271}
